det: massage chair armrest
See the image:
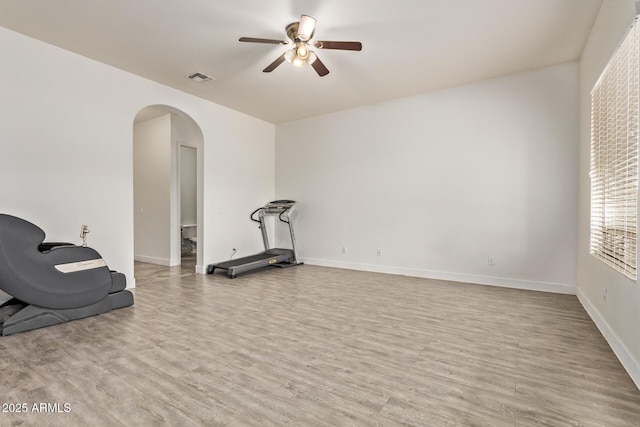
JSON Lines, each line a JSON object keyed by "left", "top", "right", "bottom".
{"left": 38, "top": 242, "right": 75, "bottom": 252}
{"left": 41, "top": 244, "right": 104, "bottom": 265}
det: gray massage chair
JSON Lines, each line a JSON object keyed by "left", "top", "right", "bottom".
{"left": 0, "top": 214, "right": 133, "bottom": 336}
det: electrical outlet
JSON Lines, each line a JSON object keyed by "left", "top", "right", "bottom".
{"left": 342, "top": 246, "right": 348, "bottom": 254}
{"left": 488, "top": 256, "right": 495, "bottom": 266}
{"left": 376, "top": 248, "right": 382, "bottom": 256}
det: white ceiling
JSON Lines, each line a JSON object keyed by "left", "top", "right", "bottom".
{"left": 0, "top": 0, "right": 603, "bottom": 123}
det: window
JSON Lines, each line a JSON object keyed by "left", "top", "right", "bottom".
{"left": 590, "top": 19, "right": 639, "bottom": 280}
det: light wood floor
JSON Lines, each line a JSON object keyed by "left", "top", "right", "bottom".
{"left": 1, "top": 260, "right": 640, "bottom": 426}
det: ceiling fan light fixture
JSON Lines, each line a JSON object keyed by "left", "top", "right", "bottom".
{"left": 284, "top": 43, "right": 311, "bottom": 68}
{"left": 296, "top": 42, "right": 309, "bottom": 60}
{"left": 297, "top": 15, "right": 316, "bottom": 41}
{"left": 284, "top": 49, "right": 306, "bottom": 67}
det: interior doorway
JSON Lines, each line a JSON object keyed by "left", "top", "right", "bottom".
{"left": 179, "top": 144, "right": 198, "bottom": 266}
{"left": 133, "top": 105, "right": 204, "bottom": 277}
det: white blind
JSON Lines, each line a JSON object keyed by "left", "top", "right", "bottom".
{"left": 590, "top": 19, "right": 639, "bottom": 280}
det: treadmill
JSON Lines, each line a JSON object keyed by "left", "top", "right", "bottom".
{"left": 206, "top": 200, "right": 303, "bottom": 278}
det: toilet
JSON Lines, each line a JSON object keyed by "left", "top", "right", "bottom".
{"left": 181, "top": 224, "right": 197, "bottom": 254}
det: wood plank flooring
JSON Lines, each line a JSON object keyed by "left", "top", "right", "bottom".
{"left": 1, "top": 261, "right": 639, "bottom": 426}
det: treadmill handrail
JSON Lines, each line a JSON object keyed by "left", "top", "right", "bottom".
{"left": 278, "top": 209, "right": 290, "bottom": 224}
{"left": 250, "top": 207, "right": 262, "bottom": 223}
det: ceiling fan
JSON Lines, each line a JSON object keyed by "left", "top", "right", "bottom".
{"left": 239, "top": 15, "right": 362, "bottom": 77}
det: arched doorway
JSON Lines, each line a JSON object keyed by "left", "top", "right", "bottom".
{"left": 132, "top": 105, "right": 204, "bottom": 277}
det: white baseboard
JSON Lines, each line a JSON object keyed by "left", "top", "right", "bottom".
{"left": 300, "top": 257, "right": 576, "bottom": 294}
{"left": 134, "top": 255, "right": 180, "bottom": 266}
{"left": 577, "top": 288, "right": 640, "bottom": 391}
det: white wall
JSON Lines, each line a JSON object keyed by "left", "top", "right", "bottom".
{"left": 276, "top": 62, "right": 579, "bottom": 293}
{"left": 577, "top": 0, "right": 640, "bottom": 389}
{"left": 0, "top": 26, "right": 275, "bottom": 284}
{"left": 133, "top": 114, "right": 172, "bottom": 265}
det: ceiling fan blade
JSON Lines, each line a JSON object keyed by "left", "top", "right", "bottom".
{"left": 263, "top": 53, "right": 287, "bottom": 73}
{"left": 313, "top": 41, "right": 362, "bottom": 51}
{"left": 308, "top": 52, "right": 329, "bottom": 77}
{"left": 239, "top": 37, "right": 287, "bottom": 45}
{"left": 297, "top": 15, "right": 316, "bottom": 41}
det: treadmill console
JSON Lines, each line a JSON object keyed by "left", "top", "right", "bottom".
{"left": 265, "top": 200, "right": 296, "bottom": 208}
{"left": 263, "top": 200, "right": 296, "bottom": 214}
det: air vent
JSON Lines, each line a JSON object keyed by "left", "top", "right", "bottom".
{"left": 187, "top": 72, "right": 214, "bottom": 83}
